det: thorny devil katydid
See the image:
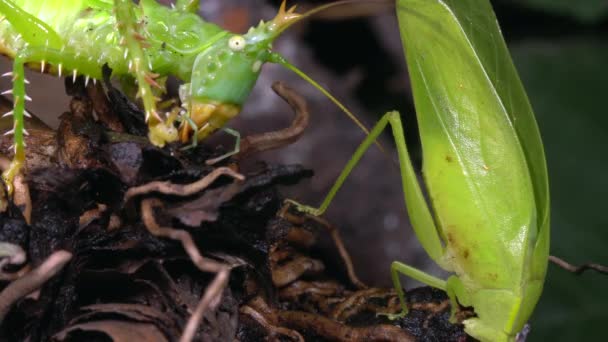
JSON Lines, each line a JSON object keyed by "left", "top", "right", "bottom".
{"left": 0, "top": 0, "right": 367, "bottom": 193}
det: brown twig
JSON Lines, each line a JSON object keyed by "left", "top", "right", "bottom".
{"left": 0, "top": 250, "right": 72, "bottom": 322}
{"left": 87, "top": 81, "right": 125, "bottom": 132}
{"left": 272, "top": 255, "right": 325, "bottom": 287}
{"left": 140, "top": 199, "right": 231, "bottom": 342}
{"left": 330, "top": 288, "right": 389, "bottom": 321}
{"left": 180, "top": 267, "right": 230, "bottom": 342}
{"left": 124, "top": 167, "right": 244, "bottom": 202}
{"left": 240, "top": 305, "right": 305, "bottom": 342}
{"left": 232, "top": 81, "right": 310, "bottom": 162}
{"left": 0, "top": 242, "right": 27, "bottom": 281}
{"left": 278, "top": 310, "right": 415, "bottom": 342}
{"left": 140, "top": 198, "right": 227, "bottom": 275}
{"left": 549, "top": 255, "right": 608, "bottom": 275}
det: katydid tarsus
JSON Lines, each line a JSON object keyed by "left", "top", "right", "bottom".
{"left": 288, "top": 0, "right": 551, "bottom": 341}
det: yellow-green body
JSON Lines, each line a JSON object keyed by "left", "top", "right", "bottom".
{"left": 397, "top": 0, "right": 550, "bottom": 339}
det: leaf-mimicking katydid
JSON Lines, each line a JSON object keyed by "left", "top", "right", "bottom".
{"left": 288, "top": 0, "right": 550, "bottom": 341}
{"left": 0, "top": 0, "right": 368, "bottom": 193}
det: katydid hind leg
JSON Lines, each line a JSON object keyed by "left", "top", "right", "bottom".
{"left": 113, "top": 0, "right": 177, "bottom": 146}
{"left": 380, "top": 260, "right": 447, "bottom": 319}
{"left": 286, "top": 111, "right": 395, "bottom": 217}
{"left": 289, "top": 111, "right": 445, "bottom": 261}
{"left": 289, "top": 111, "right": 449, "bottom": 318}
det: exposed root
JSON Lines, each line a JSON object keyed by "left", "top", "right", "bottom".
{"left": 78, "top": 203, "right": 108, "bottom": 229}
{"left": 240, "top": 304, "right": 304, "bottom": 342}
{"left": 0, "top": 250, "right": 72, "bottom": 322}
{"left": 140, "top": 199, "right": 231, "bottom": 341}
{"left": 234, "top": 82, "right": 309, "bottom": 161}
{"left": 86, "top": 81, "right": 125, "bottom": 132}
{"left": 420, "top": 300, "right": 450, "bottom": 330}
{"left": 277, "top": 310, "right": 415, "bottom": 342}
{"left": 271, "top": 254, "right": 325, "bottom": 287}
{"left": 549, "top": 255, "right": 608, "bottom": 275}
{"left": 279, "top": 204, "right": 365, "bottom": 289}
{"left": 0, "top": 242, "right": 27, "bottom": 281}
{"left": 279, "top": 280, "right": 344, "bottom": 299}
{"left": 140, "top": 198, "right": 228, "bottom": 275}
{"left": 244, "top": 294, "right": 415, "bottom": 342}
{"left": 330, "top": 287, "right": 390, "bottom": 321}
{"left": 125, "top": 167, "right": 244, "bottom": 202}
{"left": 180, "top": 268, "right": 230, "bottom": 342}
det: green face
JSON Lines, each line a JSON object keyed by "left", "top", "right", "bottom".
{"left": 182, "top": 6, "right": 300, "bottom": 107}
{"left": 185, "top": 34, "right": 270, "bottom": 106}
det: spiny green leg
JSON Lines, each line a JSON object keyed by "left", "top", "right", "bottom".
{"left": 2, "top": 45, "right": 106, "bottom": 193}
{"left": 379, "top": 261, "right": 447, "bottom": 319}
{"left": 287, "top": 111, "right": 449, "bottom": 317}
{"left": 205, "top": 128, "right": 241, "bottom": 165}
{"left": 113, "top": 0, "right": 177, "bottom": 147}
{"left": 1, "top": 59, "right": 26, "bottom": 195}
{"left": 174, "top": 0, "right": 200, "bottom": 13}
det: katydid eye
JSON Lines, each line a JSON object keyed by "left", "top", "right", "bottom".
{"left": 228, "top": 36, "right": 246, "bottom": 51}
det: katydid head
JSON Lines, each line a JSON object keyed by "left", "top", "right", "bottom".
{"left": 176, "top": 1, "right": 372, "bottom": 143}
{"left": 177, "top": 2, "right": 302, "bottom": 142}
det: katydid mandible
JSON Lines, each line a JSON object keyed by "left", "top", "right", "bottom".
{"left": 290, "top": 1, "right": 550, "bottom": 341}
{"left": 0, "top": 0, "right": 368, "bottom": 193}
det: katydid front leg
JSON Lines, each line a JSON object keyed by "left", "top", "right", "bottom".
{"left": 113, "top": 0, "right": 177, "bottom": 147}
{"left": 288, "top": 111, "right": 451, "bottom": 318}
{"left": 0, "top": 0, "right": 64, "bottom": 193}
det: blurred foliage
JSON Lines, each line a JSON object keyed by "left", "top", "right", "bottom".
{"left": 512, "top": 40, "right": 608, "bottom": 341}
{"left": 507, "top": 0, "right": 608, "bottom": 23}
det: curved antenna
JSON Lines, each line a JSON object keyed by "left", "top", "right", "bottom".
{"left": 269, "top": 53, "right": 385, "bottom": 154}
{"left": 268, "top": 1, "right": 394, "bottom": 154}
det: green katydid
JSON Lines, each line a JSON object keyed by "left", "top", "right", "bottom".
{"left": 0, "top": 0, "right": 369, "bottom": 193}
{"left": 288, "top": 0, "right": 550, "bottom": 341}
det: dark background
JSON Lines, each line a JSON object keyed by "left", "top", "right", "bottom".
{"left": 1, "top": 1, "right": 606, "bottom": 341}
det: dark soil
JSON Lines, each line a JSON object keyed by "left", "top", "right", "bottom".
{"left": 0, "top": 71, "right": 469, "bottom": 341}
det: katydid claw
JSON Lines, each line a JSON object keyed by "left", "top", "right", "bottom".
{"left": 1, "top": 160, "right": 22, "bottom": 196}
{"left": 284, "top": 199, "right": 322, "bottom": 216}
{"left": 376, "top": 310, "right": 407, "bottom": 320}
